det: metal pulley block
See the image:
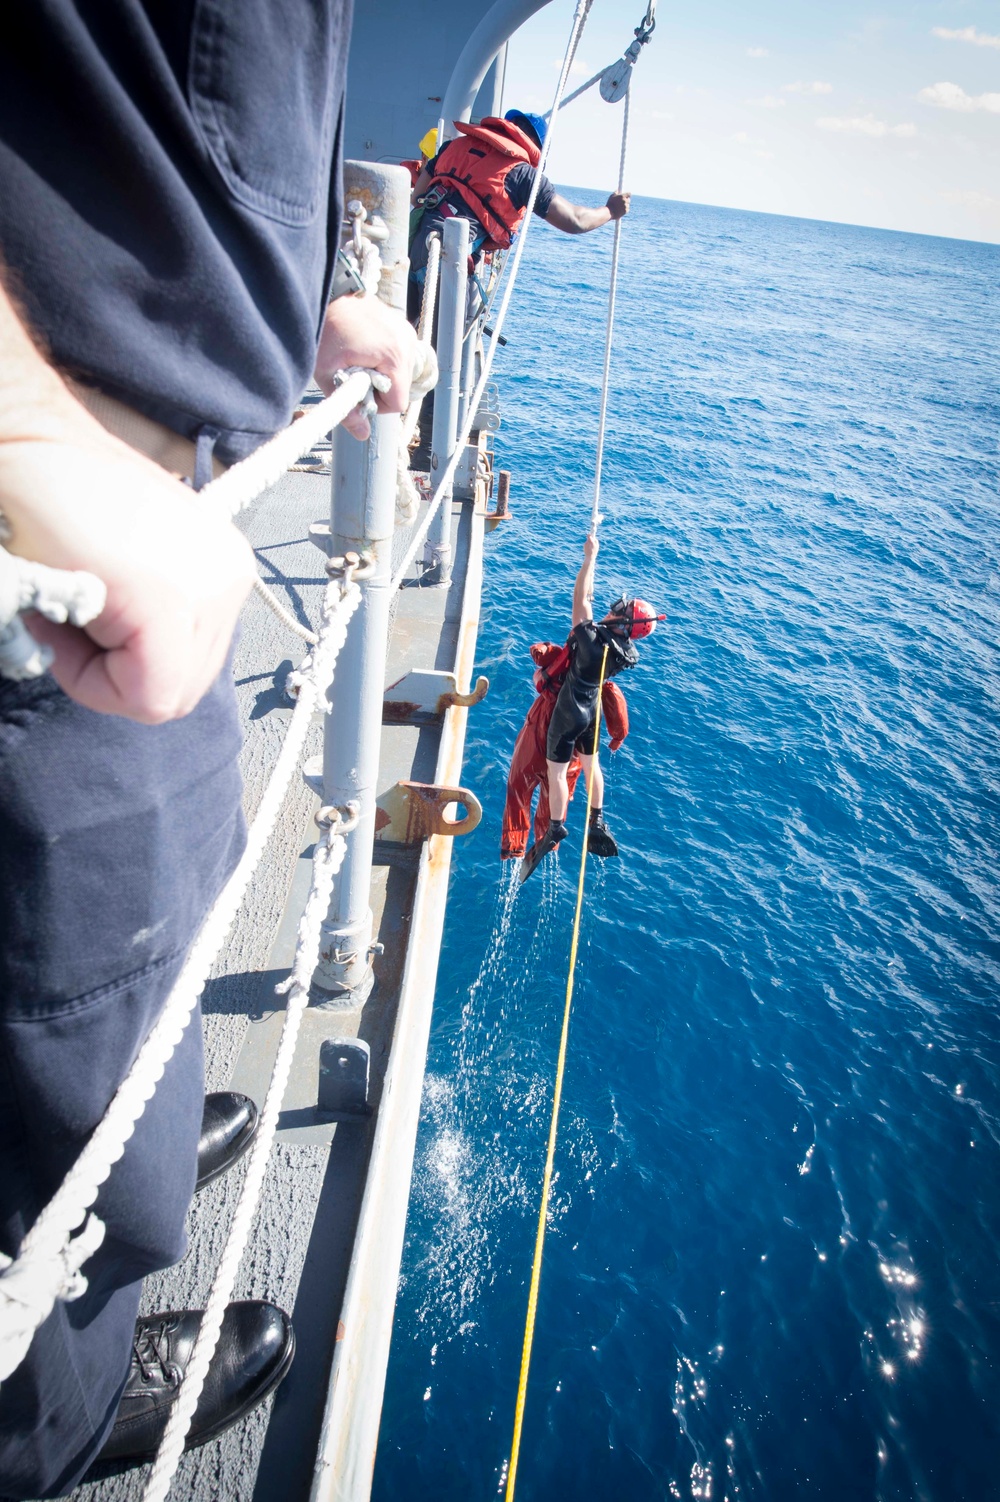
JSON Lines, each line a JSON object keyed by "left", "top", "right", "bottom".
{"left": 600, "top": 3, "right": 656, "bottom": 102}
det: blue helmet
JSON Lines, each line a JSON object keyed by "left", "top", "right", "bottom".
{"left": 504, "top": 109, "right": 547, "bottom": 148}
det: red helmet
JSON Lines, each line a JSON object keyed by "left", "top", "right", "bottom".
{"left": 629, "top": 599, "right": 660, "bottom": 638}
{"left": 608, "top": 593, "right": 663, "bottom": 639}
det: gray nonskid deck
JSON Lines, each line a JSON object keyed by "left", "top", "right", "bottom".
{"left": 67, "top": 462, "right": 478, "bottom": 1501}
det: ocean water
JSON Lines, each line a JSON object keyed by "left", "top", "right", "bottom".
{"left": 373, "top": 197, "right": 1000, "bottom": 1502}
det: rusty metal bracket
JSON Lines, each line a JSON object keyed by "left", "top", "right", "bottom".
{"left": 486, "top": 469, "right": 513, "bottom": 530}
{"left": 373, "top": 780, "right": 482, "bottom": 849}
{"left": 382, "top": 669, "right": 489, "bottom": 726}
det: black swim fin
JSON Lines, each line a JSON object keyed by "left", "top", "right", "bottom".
{"left": 519, "top": 820, "right": 568, "bottom": 884}
{"left": 587, "top": 816, "right": 619, "bottom": 858}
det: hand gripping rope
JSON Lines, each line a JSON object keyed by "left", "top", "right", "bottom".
{"left": 503, "top": 4, "right": 653, "bottom": 1496}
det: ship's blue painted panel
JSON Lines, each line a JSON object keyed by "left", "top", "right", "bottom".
{"left": 344, "top": 0, "right": 505, "bottom": 163}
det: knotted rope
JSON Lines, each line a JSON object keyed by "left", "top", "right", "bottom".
{"left": 0, "top": 567, "right": 361, "bottom": 1391}
{"left": 0, "top": 543, "right": 106, "bottom": 680}
{"left": 143, "top": 616, "right": 361, "bottom": 1501}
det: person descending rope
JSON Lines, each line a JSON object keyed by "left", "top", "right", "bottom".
{"left": 513, "top": 534, "right": 661, "bottom": 882}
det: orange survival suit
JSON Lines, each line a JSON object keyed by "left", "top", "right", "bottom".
{"left": 501, "top": 640, "right": 629, "bottom": 859}
{"left": 428, "top": 116, "right": 542, "bottom": 251}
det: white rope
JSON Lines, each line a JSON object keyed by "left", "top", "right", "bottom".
{"left": 143, "top": 603, "right": 360, "bottom": 1500}
{"left": 144, "top": 824, "right": 347, "bottom": 1500}
{"left": 206, "top": 372, "right": 380, "bottom": 520}
{"left": 398, "top": 243, "right": 443, "bottom": 524}
{"left": 252, "top": 576, "right": 318, "bottom": 646}
{"left": 390, "top": 0, "right": 595, "bottom": 593}
{"left": 417, "top": 233, "right": 442, "bottom": 345}
{"left": 547, "top": 65, "right": 605, "bottom": 115}
{"left": 590, "top": 85, "right": 631, "bottom": 534}
{"left": 0, "top": 543, "right": 107, "bottom": 681}
{"left": 360, "top": 240, "right": 382, "bottom": 297}
{"left": 0, "top": 574, "right": 360, "bottom": 1390}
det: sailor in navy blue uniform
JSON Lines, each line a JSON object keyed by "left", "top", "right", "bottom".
{"left": 0, "top": 3, "right": 415, "bottom": 1493}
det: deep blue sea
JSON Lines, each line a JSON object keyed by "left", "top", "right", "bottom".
{"left": 373, "top": 196, "right": 1000, "bottom": 1502}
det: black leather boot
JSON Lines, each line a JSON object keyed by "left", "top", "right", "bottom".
{"left": 196, "top": 1092, "right": 259, "bottom": 1191}
{"left": 95, "top": 1301, "right": 295, "bottom": 1463}
{"left": 587, "top": 815, "right": 619, "bottom": 858}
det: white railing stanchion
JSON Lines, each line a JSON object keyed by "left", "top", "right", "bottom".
{"left": 423, "top": 215, "right": 469, "bottom": 588}
{"left": 315, "top": 162, "right": 410, "bottom": 1001}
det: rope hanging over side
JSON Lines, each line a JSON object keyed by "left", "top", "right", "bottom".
{"left": 590, "top": 85, "right": 631, "bottom": 536}
{"left": 504, "top": 10, "right": 651, "bottom": 1484}
{"left": 504, "top": 647, "right": 609, "bottom": 1502}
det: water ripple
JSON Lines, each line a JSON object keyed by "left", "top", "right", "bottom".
{"left": 376, "top": 199, "right": 1000, "bottom": 1502}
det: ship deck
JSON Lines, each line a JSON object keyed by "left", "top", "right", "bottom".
{"left": 71, "top": 438, "right": 489, "bottom": 1501}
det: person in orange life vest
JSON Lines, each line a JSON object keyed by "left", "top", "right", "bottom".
{"left": 407, "top": 108, "right": 631, "bottom": 321}
{"left": 514, "top": 534, "right": 662, "bottom": 880}
{"left": 407, "top": 110, "right": 630, "bottom": 469}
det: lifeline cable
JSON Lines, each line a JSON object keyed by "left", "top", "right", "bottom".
{"left": 0, "top": 574, "right": 360, "bottom": 1392}
{"left": 504, "top": 7, "right": 650, "bottom": 1483}
{"left": 504, "top": 646, "right": 609, "bottom": 1502}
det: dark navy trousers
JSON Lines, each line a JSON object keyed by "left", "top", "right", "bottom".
{"left": 0, "top": 667, "right": 245, "bottom": 1498}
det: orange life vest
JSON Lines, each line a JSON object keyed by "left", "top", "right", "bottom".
{"left": 429, "top": 117, "right": 542, "bottom": 250}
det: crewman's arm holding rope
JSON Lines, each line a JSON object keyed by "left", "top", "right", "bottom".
{"left": 0, "top": 274, "right": 415, "bottom": 721}
{"left": 0, "top": 277, "right": 256, "bottom": 723}
{"left": 545, "top": 190, "right": 631, "bottom": 235}
{"left": 572, "top": 531, "right": 599, "bottom": 626}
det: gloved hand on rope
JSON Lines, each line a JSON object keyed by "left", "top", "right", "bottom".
{"left": 0, "top": 283, "right": 256, "bottom": 724}
{"left": 313, "top": 291, "right": 419, "bottom": 441}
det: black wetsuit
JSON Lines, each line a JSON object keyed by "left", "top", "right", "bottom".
{"left": 546, "top": 621, "right": 638, "bottom": 764}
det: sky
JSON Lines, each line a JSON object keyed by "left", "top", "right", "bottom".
{"left": 502, "top": 0, "right": 1000, "bottom": 243}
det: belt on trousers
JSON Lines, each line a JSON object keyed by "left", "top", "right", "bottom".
{"left": 66, "top": 379, "right": 228, "bottom": 482}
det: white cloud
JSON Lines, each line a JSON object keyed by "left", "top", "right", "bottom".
{"left": 733, "top": 131, "right": 774, "bottom": 160}
{"left": 919, "top": 80, "right": 1000, "bottom": 112}
{"left": 932, "top": 25, "right": 1000, "bottom": 50}
{"left": 941, "top": 189, "right": 997, "bottom": 208}
{"left": 747, "top": 94, "right": 786, "bottom": 109}
{"left": 648, "top": 109, "right": 674, "bottom": 121}
{"left": 783, "top": 81, "right": 833, "bottom": 95}
{"left": 817, "top": 113, "right": 917, "bottom": 137}
{"left": 746, "top": 46, "right": 769, "bottom": 58}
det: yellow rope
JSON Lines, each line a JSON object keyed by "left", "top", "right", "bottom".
{"left": 505, "top": 643, "right": 609, "bottom": 1502}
